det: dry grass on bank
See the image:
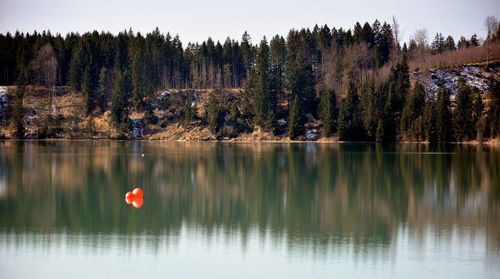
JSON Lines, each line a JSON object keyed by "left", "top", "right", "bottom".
{"left": 409, "top": 43, "right": 500, "bottom": 72}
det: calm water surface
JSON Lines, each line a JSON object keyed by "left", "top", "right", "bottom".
{"left": 0, "top": 141, "right": 499, "bottom": 278}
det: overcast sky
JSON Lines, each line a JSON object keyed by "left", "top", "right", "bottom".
{"left": 1, "top": 0, "right": 499, "bottom": 45}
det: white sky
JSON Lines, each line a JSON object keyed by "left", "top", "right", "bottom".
{"left": 1, "top": 0, "right": 499, "bottom": 45}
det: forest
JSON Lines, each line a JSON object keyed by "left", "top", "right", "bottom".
{"left": 1, "top": 17, "right": 500, "bottom": 142}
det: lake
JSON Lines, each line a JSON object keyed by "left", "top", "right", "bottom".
{"left": 0, "top": 141, "right": 499, "bottom": 278}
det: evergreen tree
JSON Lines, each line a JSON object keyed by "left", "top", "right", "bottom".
{"left": 444, "top": 35, "right": 456, "bottom": 51}
{"left": 400, "top": 83, "right": 425, "bottom": 138}
{"left": 338, "top": 81, "right": 364, "bottom": 140}
{"left": 430, "top": 33, "right": 445, "bottom": 54}
{"left": 97, "top": 67, "right": 108, "bottom": 111}
{"left": 287, "top": 59, "right": 316, "bottom": 116}
{"left": 131, "top": 46, "right": 149, "bottom": 110}
{"left": 183, "top": 93, "right": 196, "bottom": 126}
{"left": 389, "top": 56, "right": 410, "bottom": 113}
{"left": 288, "top": 96, "right": 303, "bottom": 139}
{"left": 470, "top": 34, "right": 479, "bottom": 46}
{"left": 423, "top": 98, "right": 437, "bottom": 142}
{"left": 454, "top": 80, "right": 473, "bottom": 141}
{"left": 83, "top": 65, "right": 95, "bottom": 114}
{"left": 207, "top": 90, "right": 220, "bottom": 134}
{"left": 254, "top": 38, "right": 271, "bottom": 126}
{"left": 376, "top": 91, "right": 397, "bottom": 142}
{"left": 111, "top": 70, "right": 131, "bottom": 125}
{"left": 270, "top": 35, "right": 286, "bottom": 94}
{"left": 319, "top": 89, "right": 337, "bottom": 136}
{"left": 361, "top": 83, "right": 378, "bottom": 140}
{"left": 68, "top": 43, "right": 84, "bottom": 91}
{"left": 488, "top": 80, "right": 500, "bottom": 137}
{"left": 241, "top": 31, "right": 254, "bottom": 77}
{"left": 242, "top": 69, "right": 255, "bottom": 124}
{"left": 435, "top": 88, "right": 452, "bottom": 142}
{"left": 472, "top": 90, "right": 484, "bottom": 139}
{"left": 264, "top": 109, "right": 276, "bottom": 133}
{"left": 376, "top": 22, "right": 394, "bottom": 67}
{"left": 457, "top": 36, "right": 470, "bottom": 49}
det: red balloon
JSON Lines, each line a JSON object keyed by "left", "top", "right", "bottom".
{"left": 132, "top": 188, "right": 144, "bottom": 198}
{"left": 125, "top": 192, "right": 134, "bottom": 204}
{"left": 132, "top": 198, "right": 143, "bottom": 209}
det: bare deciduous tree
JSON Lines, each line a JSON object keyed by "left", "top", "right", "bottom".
{"left": 413, "top": 29, "right": 429, "bottom": 48}
{"left": 392, "top": 16, "right": 401, "bottom": 61}
{"left": 32, "top": 43, "right": 58, "bottom": 111}
{"left": 412, "top": 29, "right": 429, "bottom": 67}
{"left": 485, "top": 16, "right": 499, "bottom": 42}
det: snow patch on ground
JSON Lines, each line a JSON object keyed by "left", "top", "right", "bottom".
{"left": 0, "top": 87, "right": 10, "bottom": 125}
{"left": 129, "top": 117, "right": 144, "bottom": 139}
{"left": 151, "top": 91, "right": 171, "bottom": 109}
{"left": 277, "top": 119, "right": 287, "bottom": 127}
{"left": 414, "top": 66, "right": 498, "bottom": 99}
{"left": 305, "top": 128, "right": 320, "bottom": 140}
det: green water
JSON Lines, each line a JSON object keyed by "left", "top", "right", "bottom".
{"left": 0, "top": 141, "right": 499, "bottom": 278}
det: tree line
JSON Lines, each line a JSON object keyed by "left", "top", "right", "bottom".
{"left": 1, "top": 17, "right": 500, "bottom": 141}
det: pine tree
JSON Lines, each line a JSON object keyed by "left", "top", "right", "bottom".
{"left": 435, "top": 88, "right": 452, "bottom": 142}
{"left": 361, "top": 83, "right": 378, "bottom": 140}
{"left": 319, "top": 89, "right": 337, "bottom": 136}
{"left": 83, "top": 65, "right": 95, "bottom": 114}
{"left": 376, "top": 91, "right": 397, "bottom": 142}
{"left": 338, "top": 81, "right": 364, "bottom": 140}
{"left": 270, "top": 35, "right": 286, "bottom": 93}
{"left": 287, "top": 60, "right": 316, "bottom": 116}
{"left": 288, "top": 96, "right": 303, "bottom": 139}
{"left": 472, "top": 90, "right": 484, "bottom": 139}
{"left": 264, "top": 109, "right": 276, "bottom": 133}
{"left": 444, "top": 35, "right": 456, "bottom": 51}
{"left": 431, "top": 33, "right": 445, "bottom": 54}
{"left": 69, "top": 44, "right": 84, "bottom": 91}
{"left": 254, "top": 38, "right": 271, "bottom": 126}
{"left": 241, "top": 31, "right": 254, "bottom": 77}
{"left": 111, "top": 70, "right": 131, "bottom": 125}
{"left": 183, "top": 93, "right": 196, "bottom": 126}
{"left": 488, "top": 80, "right": 500, "bottom": 137}
{"left": 470, "top": 34, "right": 479, "bottom": 46}
{"left": 97, "top": 67, "right": 108, "bottom": 111}
{"left": 423, "top": 98, "right": 437, "bottom": 142}
{"left": 207, "top": 90, "right": 220, "bottom": 134}
{"left": 454, "top": 80, "right": 473, "bottom": 141}
{"left": 131, "top": 47, "right": 145, "bottom": 110}
{"left": 242, "top": 68, "right": 255, "bottom": 125}
{"left": 389, "top": 56, "right": 410, "bottom": 113}
{"left": 400, "top": 83, "right": 425, "bottom": 139}
{"left": 457, "top": 36, "right": 470, "bottom": 49}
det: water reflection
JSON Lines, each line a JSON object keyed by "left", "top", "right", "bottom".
{"left": 0, "top": 141, "right": 499, "bottom": 262}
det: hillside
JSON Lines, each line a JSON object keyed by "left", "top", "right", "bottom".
{"left": 1, "top": 63, "right": 499, "bottom": 142}
{"left": 0, "top": 85, "right": 278, "bottom": 141}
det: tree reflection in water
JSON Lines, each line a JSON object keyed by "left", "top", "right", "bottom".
{"left": 0, "top": 141, "right": 499, "bottom": 259}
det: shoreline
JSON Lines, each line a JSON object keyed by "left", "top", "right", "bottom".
{"left": 1, "top": 137, "right": 499, "bottom": 145}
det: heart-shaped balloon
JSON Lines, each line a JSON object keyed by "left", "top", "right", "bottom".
{"left": 124, "top": 188, "right": 144, "bottom": 209}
